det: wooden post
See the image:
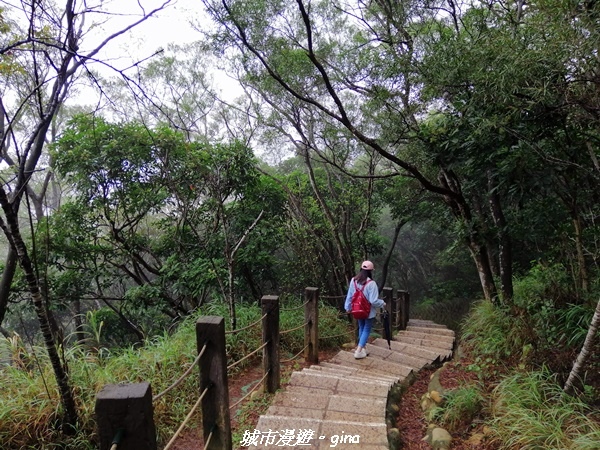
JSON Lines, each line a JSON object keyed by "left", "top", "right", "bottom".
{"left": 382, "top": 286, "right": 393, "bottom": 319}
{"left": 95, "top": 382, "right": 157, "bottom": 450}
{"left": 196, "top": 316, "right": 232, "bottom": 450}
{"left": 398, "top": 290, "right": 410, "bottom": 330}
{"left": 304, "top": 287, "right": 319, "bottom": 364}
{"left": 262, "top": 295, "right": 280, "bottom": 393}
{"left": 393, "top": 293, "right": 402, "bottom": 330}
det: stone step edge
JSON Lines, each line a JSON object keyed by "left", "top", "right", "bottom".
{"left": 302, "top": 366, "right": 400, "bottom": 383}
{"left": 406, "top": 325, "right": 455, "bottom": 336}
{"left": 299, "top": 370, "right": 398, "bottom": 387}
{"left": 373, "top": 339, "right": 449, "bottom": 361}
{"left": 277, "top": 384, "right": 389, "bottom": 401}
{"left": 364, "top": 344, "right": 435, "bottom": 368}
{"left": 333, "top": 350, "right": 416, "bottom": 374}
{"left": 392, "top": 335, "right": 455, "bottom": 351}
{"left": 290, "top": 369, "right": 393, "bottom": 387}
{"left": 397, "top": 330, "right": 456, "bottom": 343}
{"left": 307, "top": 362, "right": 402, "bottom": 380}
{"left": 318, "top": 363, "right": 407, "bottom": 384}
{"left": 258, "top": 414, "right": 386, "bottom": 428}
{"left": 407, "top": 319, "right": 448, "bottom": 327}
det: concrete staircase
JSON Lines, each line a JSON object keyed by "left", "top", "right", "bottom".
{"left": 252, "top": 319, "right": 455, "bottom": 449}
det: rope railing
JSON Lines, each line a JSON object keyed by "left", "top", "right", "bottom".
{"left": 153, "top": 343, "right": 207, "bottom": 402}
{"left": 162, "top": 385, "right": 210, "bottom": 450}
{"left": 225, "top": 313, "right": 268, "bottom": 335}
{"left": 109, "top": 429, "right": 124, "bottom": 450}
{"left": 280, "top": 321, "right": 309, "bottom": 335}
{"left": 204, "top": 428, "right": 214, "bottom": 449}
{"left": 280, "top": 344, "right": 309, "bottom": 363}
{"left": 280, "top": 300, "right": 309, "bottom": 312}
{"left": 229, "top": 369, "right": 271, "bottom": 411}
{"left": 227, "top": 341, "right": 269, "bottom": 371}
{"left": 95, "top": 288, "right": 408, "bottom": 449}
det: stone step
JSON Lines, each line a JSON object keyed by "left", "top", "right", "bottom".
{"left": 250, "top": 319, "right": 454, "bottom": 450}
{"left": 254, "top": 415, "right": 389, "bottom": 449}
{"left": 370, "top": 339, "right": 444, "bottom": 363}
{"left": 407, "top": 319, "right": 448, "bottom": 329}
{"left": 330, "top": 350, "right": 413, "bottom": 381}
{"left": 288, "top": 371, "right": 391, "bottom": 398}
{"left": 406, "top": 325, "right": 455, "bottom": 337}
{"left": 365, "top": 342, "right": 433, "bottom": 369}
{"left": 391, "top": 334, "right": 453, "bottom": 355}
{"left": 267, "top": 393, "right": 386, "bottom": 422}
{"left": 301, "top": 367, "right": 398, "bottom": 385}
{"left": 311, "top": 361, "right": 401, "bottom": 381}
{"left": 395, "top": 330, "right": 455, "bottom": 348}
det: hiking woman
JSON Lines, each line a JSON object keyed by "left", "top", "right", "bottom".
{"left": 344, "top": 260, "right": 385, "bottom": 359}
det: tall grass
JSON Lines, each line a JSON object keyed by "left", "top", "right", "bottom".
{"left": 431, "top": 384, "right": 485, "bottom": 433}
{"left": 490, "top": 369, "right": 600, "bottom": 449}
{"left": 460, "top": 300, "right": 529, "bottom": 363}
{"left": 0, "top": 300, "right": 351, "bottom": 449}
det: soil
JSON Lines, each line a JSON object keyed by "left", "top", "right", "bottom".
{"left": 397, "top": 358, "right": 499, "bottom": 450}
{"left": 168, "top": 349, "right": 498, "bottom": 450}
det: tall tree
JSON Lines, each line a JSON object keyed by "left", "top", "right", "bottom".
{"left": 0, "top": 0, "right": 173, "bottom": 431}
{"left": 201, "top": 0, "right": 500, "bottom": 301}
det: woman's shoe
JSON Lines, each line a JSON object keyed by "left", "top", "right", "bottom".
{"left": 354, "top": 348, "right": 367, "bottom": 359}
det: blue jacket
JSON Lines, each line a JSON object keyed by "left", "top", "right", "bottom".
{"left": 344, "top": 277, "right": 385, "bottom": 319}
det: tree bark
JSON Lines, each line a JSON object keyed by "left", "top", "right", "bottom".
{"left": 564, "top": 297, "right": 600, "bottom": 396}
{"left": 488, "top": 172, "right": 513, "bottom": 301}
{"left": 0, "top": 247, "right": 17, "bottom": 327}
{"left": 379, "top": 220, "right": 405, "bottom": 289}
{"left": 0, "top": 188, "right": 78, "bottom": 431}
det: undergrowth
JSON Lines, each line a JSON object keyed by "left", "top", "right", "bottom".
{"left": 0, "top": 300, "right": 351, "bottom": 449}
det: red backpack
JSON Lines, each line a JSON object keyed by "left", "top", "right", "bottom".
{"left": 350, "top": 279, "right": 371, "bottom": 319}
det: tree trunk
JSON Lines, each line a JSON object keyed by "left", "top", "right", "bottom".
{"left": 488, "top": 172, "right": 513, "bottom": 301}
{"left": 439, "top": 169, "right": 498, "bottom": 303}
{"left": 379, "top": 220, "right": 405, "bottom": 289}
{"left": 572, "top": 214, "right": 590, "bottom": 295}
{"left": 0, "top": 189, "right": 78, "bottom": 431}
{"left": 564, "top": 297, "right": 600, "bottom": 396}
{"left": 0, "top": 247, "right": 17, "bottom": 327}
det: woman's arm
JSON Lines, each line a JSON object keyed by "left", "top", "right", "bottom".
{"left": 344, "top": 279, "right": 354, "bottom": 312}
{"left": 366, "top": 281, "right": 385, "bottom": 308}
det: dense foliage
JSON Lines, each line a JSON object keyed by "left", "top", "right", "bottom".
{"left": 1, "top": 0, "right": 600, "bottom": 447}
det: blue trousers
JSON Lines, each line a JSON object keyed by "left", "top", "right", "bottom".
{"left": 357, "top": 317, "right": 374, "bottom": 347}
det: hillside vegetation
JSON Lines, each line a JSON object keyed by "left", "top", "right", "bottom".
{"left": 1, "top": 0, "right": 600, "bottom": 449}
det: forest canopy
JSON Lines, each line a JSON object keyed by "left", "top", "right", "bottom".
{"left": 0, "top": 0, "right": 599, "bottom": 446}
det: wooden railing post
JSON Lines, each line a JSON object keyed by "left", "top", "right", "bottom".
{"left": 393, "top": 293, "right": 402, "bottom": 330}
{"left": 95, "top": 382, "right": 157, "bottom": 450}
{"left": 382, "top": 286, "right": 393, "bottom": 319}
{"left": 304, "top": 287, "right": 319, "bottom": 364}
{"left": 196, "top": 316, "right": 232, "bottom": 450}
{"left": 262, "top": 295, "right": 280, "bottom": 393}
{"left": 398, "top": 290, "right": 410, "bottom": 330}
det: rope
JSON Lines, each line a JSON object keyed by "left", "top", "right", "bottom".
{"left": 280, "top": 300, "right": 309, "bottom": 312}
{"left": 320, "top": 295, "right": 344, "bottom": 300}
{"left": 109, "top": 428, "right": 125, "bottom": 450}
{"left": 225, "top": 313, "right": 268, "bottom": 335}
{"left": 162, "top": 386, "right": 209, "bottom": 450}
{"left": 229, "top": 369, "right": 271, "bottom": 410}
{"left": 227, "top": 341, "right": 269, "bottom": 371}
{"left": 280, "top": 344, "right": 308, "bottom": 363}
{"left": 204, "top": 428, "right": 214, "bottom": 449}
{"left": 153, "top": 344, "right": 207, "bottom": 402}
{"left": 280, "top": 321, "right": 308, "bottom": 335}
